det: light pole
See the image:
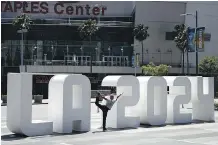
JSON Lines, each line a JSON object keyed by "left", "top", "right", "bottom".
{"left": 121, "top": 47, "right": 123, "bottom": 57}
{"left": 131, "top": 44, "right": 140, "bottom": 76}
{"left": 44, "top": 54, "right": 47, "bottom": 65}
{"left": 80, "top": 46, "right": 83, "bottom": 65}
{"left": 51, "top": 45, "right": 54, "bottom": 61}
{"left": 33, "top": 55, "right": 36, "bottom": 65}
{"left": 66, "top": 45, "right": 69, "bottom": 57}
{"left": 66, "top": 45, "right": 69, "bottom": 65}
{"left": 108, "top": 46, "right": 111, "bottom": 56}
{"left": 95, "top": 47, "right": 98, "bottom": 61}
{"left": 32, "top": 46, "right": 37, "bottom": 65}
{"left": 121, "top": 47, "right": 124, "bottom": 66}
{"left": 80, "top": 46, "right": 83, "bottom": 56}
{"left": 180, "top": 10, "right": 198, "bottom": 75}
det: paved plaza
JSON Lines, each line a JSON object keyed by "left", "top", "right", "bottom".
{"left": 1, "top": 102, "right": 218, "bottom": 145}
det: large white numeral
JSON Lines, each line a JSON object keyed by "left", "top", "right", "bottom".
{"left": 137, "top": 76, "right": 167, "bottom": 125}
{"left": 48, "top": 74, "right": 91, "bottom": 133}
{"left": 7, "top": 73, "right": 53, "bottom": 136}
{"left": 165, "top": 76, "right": 192, "bottom": 124}
{"left": 101, "top": 75, "right": 140, "bottom": 128}
{"left": 189, "top": 77, "right": 214, "bottom": 121}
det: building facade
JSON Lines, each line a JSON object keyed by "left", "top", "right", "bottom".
{"left": 1, "top": 1, "right": 218, "bottom": 95}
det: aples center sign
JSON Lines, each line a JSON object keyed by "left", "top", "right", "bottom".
{"left": 7, "top": 73, "right": 214, "bottom": 136}
{"left": 1, "top": 1, "right": 107, "bottom": 16}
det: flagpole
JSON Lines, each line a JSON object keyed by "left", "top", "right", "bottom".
{"left": 195, "top": 10, "right": 198, "bottom": 75}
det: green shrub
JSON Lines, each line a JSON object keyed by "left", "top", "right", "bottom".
{"left": 215, "top": 102, "right": 218, "bottom": 110}
{"left": 142, "top": 62, "right": 171, "bottom": 76}
{"left": 199, "top": 56, "right": 218, "bottom": 76}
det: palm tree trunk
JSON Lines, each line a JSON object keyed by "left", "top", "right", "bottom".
{"left": 186, "top": 50, "right": 189, "bottom": 75}
{"left": 141, "top": 42, "right": 144, "bottom": 74}
{"left": 182, "top": 51, "right": 185, "bottom": 75}
{"left": 90, "top": 53, "right": 92, "bottom": 73}
{"left": 141, "top": 42, "right": 144, "bottom": 65}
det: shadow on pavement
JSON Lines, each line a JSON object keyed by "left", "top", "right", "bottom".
{"left": 92, "top": 127, "right": 137, "bottom": 133}
{"left": 1, "top": 131, "right": 89, "bottom": 141}
{"left": 139, "top": 120, "right": 215, "bottom": 128}
{"left": 140, "top": 124, "right": 166, "bottom": 128}
{"left": 32, "top": 103, "right": 48, "bottom": 105}
{"left": 1, "top": 134, "right": 27, "bottom": 141}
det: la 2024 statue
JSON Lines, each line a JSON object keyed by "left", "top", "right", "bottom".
{"left": 7, "top": 73, "right": 214, "bottom": 136}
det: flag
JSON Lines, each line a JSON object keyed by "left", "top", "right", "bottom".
{"left": 197, "top": 27, "right": 205, "bottom": 51}
{"left": 187, "top": 27, "right": 195, "bottom": 52}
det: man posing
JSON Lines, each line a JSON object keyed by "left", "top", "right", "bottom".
{"left": 95, "top": 92, "right": 123, "bottom": 131}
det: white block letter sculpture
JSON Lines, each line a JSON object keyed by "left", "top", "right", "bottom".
{"left": 48, "top": 74, "right": 91, "bottom": 133}
{"left": 189, "top": 77, "right": 214, "bottom": 121}
{"left": 137, "top": 77, "right": 167, "bottom": 125}
{"left": 7, "top": 73, "right": 53, "bottom": 136}
{"left": 165, "top": 76, "right": 192, "bottom": 124}
{"left": 101, "top": 76, "right": 140, "bottom": 128}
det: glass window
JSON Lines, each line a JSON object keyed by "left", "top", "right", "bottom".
{"left": 165, "top": 32, "right": 177, "bottom": 40}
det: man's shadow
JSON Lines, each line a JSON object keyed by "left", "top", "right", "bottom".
{"left": 92, "top": 127, "right": 138, "bottom": 133}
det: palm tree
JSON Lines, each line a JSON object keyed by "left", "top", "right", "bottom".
{"left": 12, "top": 13, "right": 32, "bottom": 68}
{"left": 78, "top": 19, "right": 99, "bottom": 43}
{"left": 174, "top": 24, "right": 188, "bottom": 74}
{"left": 12, "top": 13, "right": 32, "bottom": 30}
{"left": 78, "top": 19, "right": 99, "bottom": 74}
{"left": 133, "top": 24, "right": 149, "bottom": 65}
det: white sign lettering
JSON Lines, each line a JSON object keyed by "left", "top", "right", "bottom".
{"left": 7, "top": 73, "right": 214, "bottom": 136}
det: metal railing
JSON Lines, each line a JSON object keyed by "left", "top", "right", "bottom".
{"left": 1, "top": 17, "right": 133, "bottom": 27}
{"left": 23, "top": 56, "right": 131, "bottom": 67}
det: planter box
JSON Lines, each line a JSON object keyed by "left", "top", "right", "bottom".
{"left": 33, "top": 95, "right": 43, "bottom": 104}
{"left": 1, "top": 95, "right": 7, "bottom": 104}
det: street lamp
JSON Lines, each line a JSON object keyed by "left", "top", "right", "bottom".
{"left": 32, "top": 46, "right": 37, "bottom": 65}
{"left": 44, "top": 54, "right": 47, "bottom": 65}
{"left": 51, "top": 45, "right": 54, "bottom": 61}
{"left": 121, "top": 47, "right": 123, "bottom": 56}
{"left": 180, "top": 10, "right": 198, "bottom": 75}
{"left": 108, "top": 46, "right": 111, "bottom": 55}
{"left": 80, "top": 46, "right": 83, "bottom": 56}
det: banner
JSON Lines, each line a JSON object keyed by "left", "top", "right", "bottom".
{"left": 197, "top": 27, "right": 205, "bottom": 51}
{"left": 187, "top": 27, "right": 195, "bottom": 52}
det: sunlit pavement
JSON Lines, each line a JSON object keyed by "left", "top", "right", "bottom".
{"left": 1, "top": 101, "right": 218, "bottom": 145}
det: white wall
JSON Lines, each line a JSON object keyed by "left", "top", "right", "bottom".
{"left": 184, "top": 2, "right": 218, "bottom": 67}
{"left": 134, "top": 1, "right": 186, "bottom": 65}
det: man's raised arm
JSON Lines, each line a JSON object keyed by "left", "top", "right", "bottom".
{"left": 116, "top": 92, "right": 124, "bottom": 101}
{"left": 98, "top": 92, "right": 109, "bottom": 100}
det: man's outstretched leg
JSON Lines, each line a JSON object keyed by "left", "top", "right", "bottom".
{"left": 95, "top": 96, "right": 103, "bottom": 110}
